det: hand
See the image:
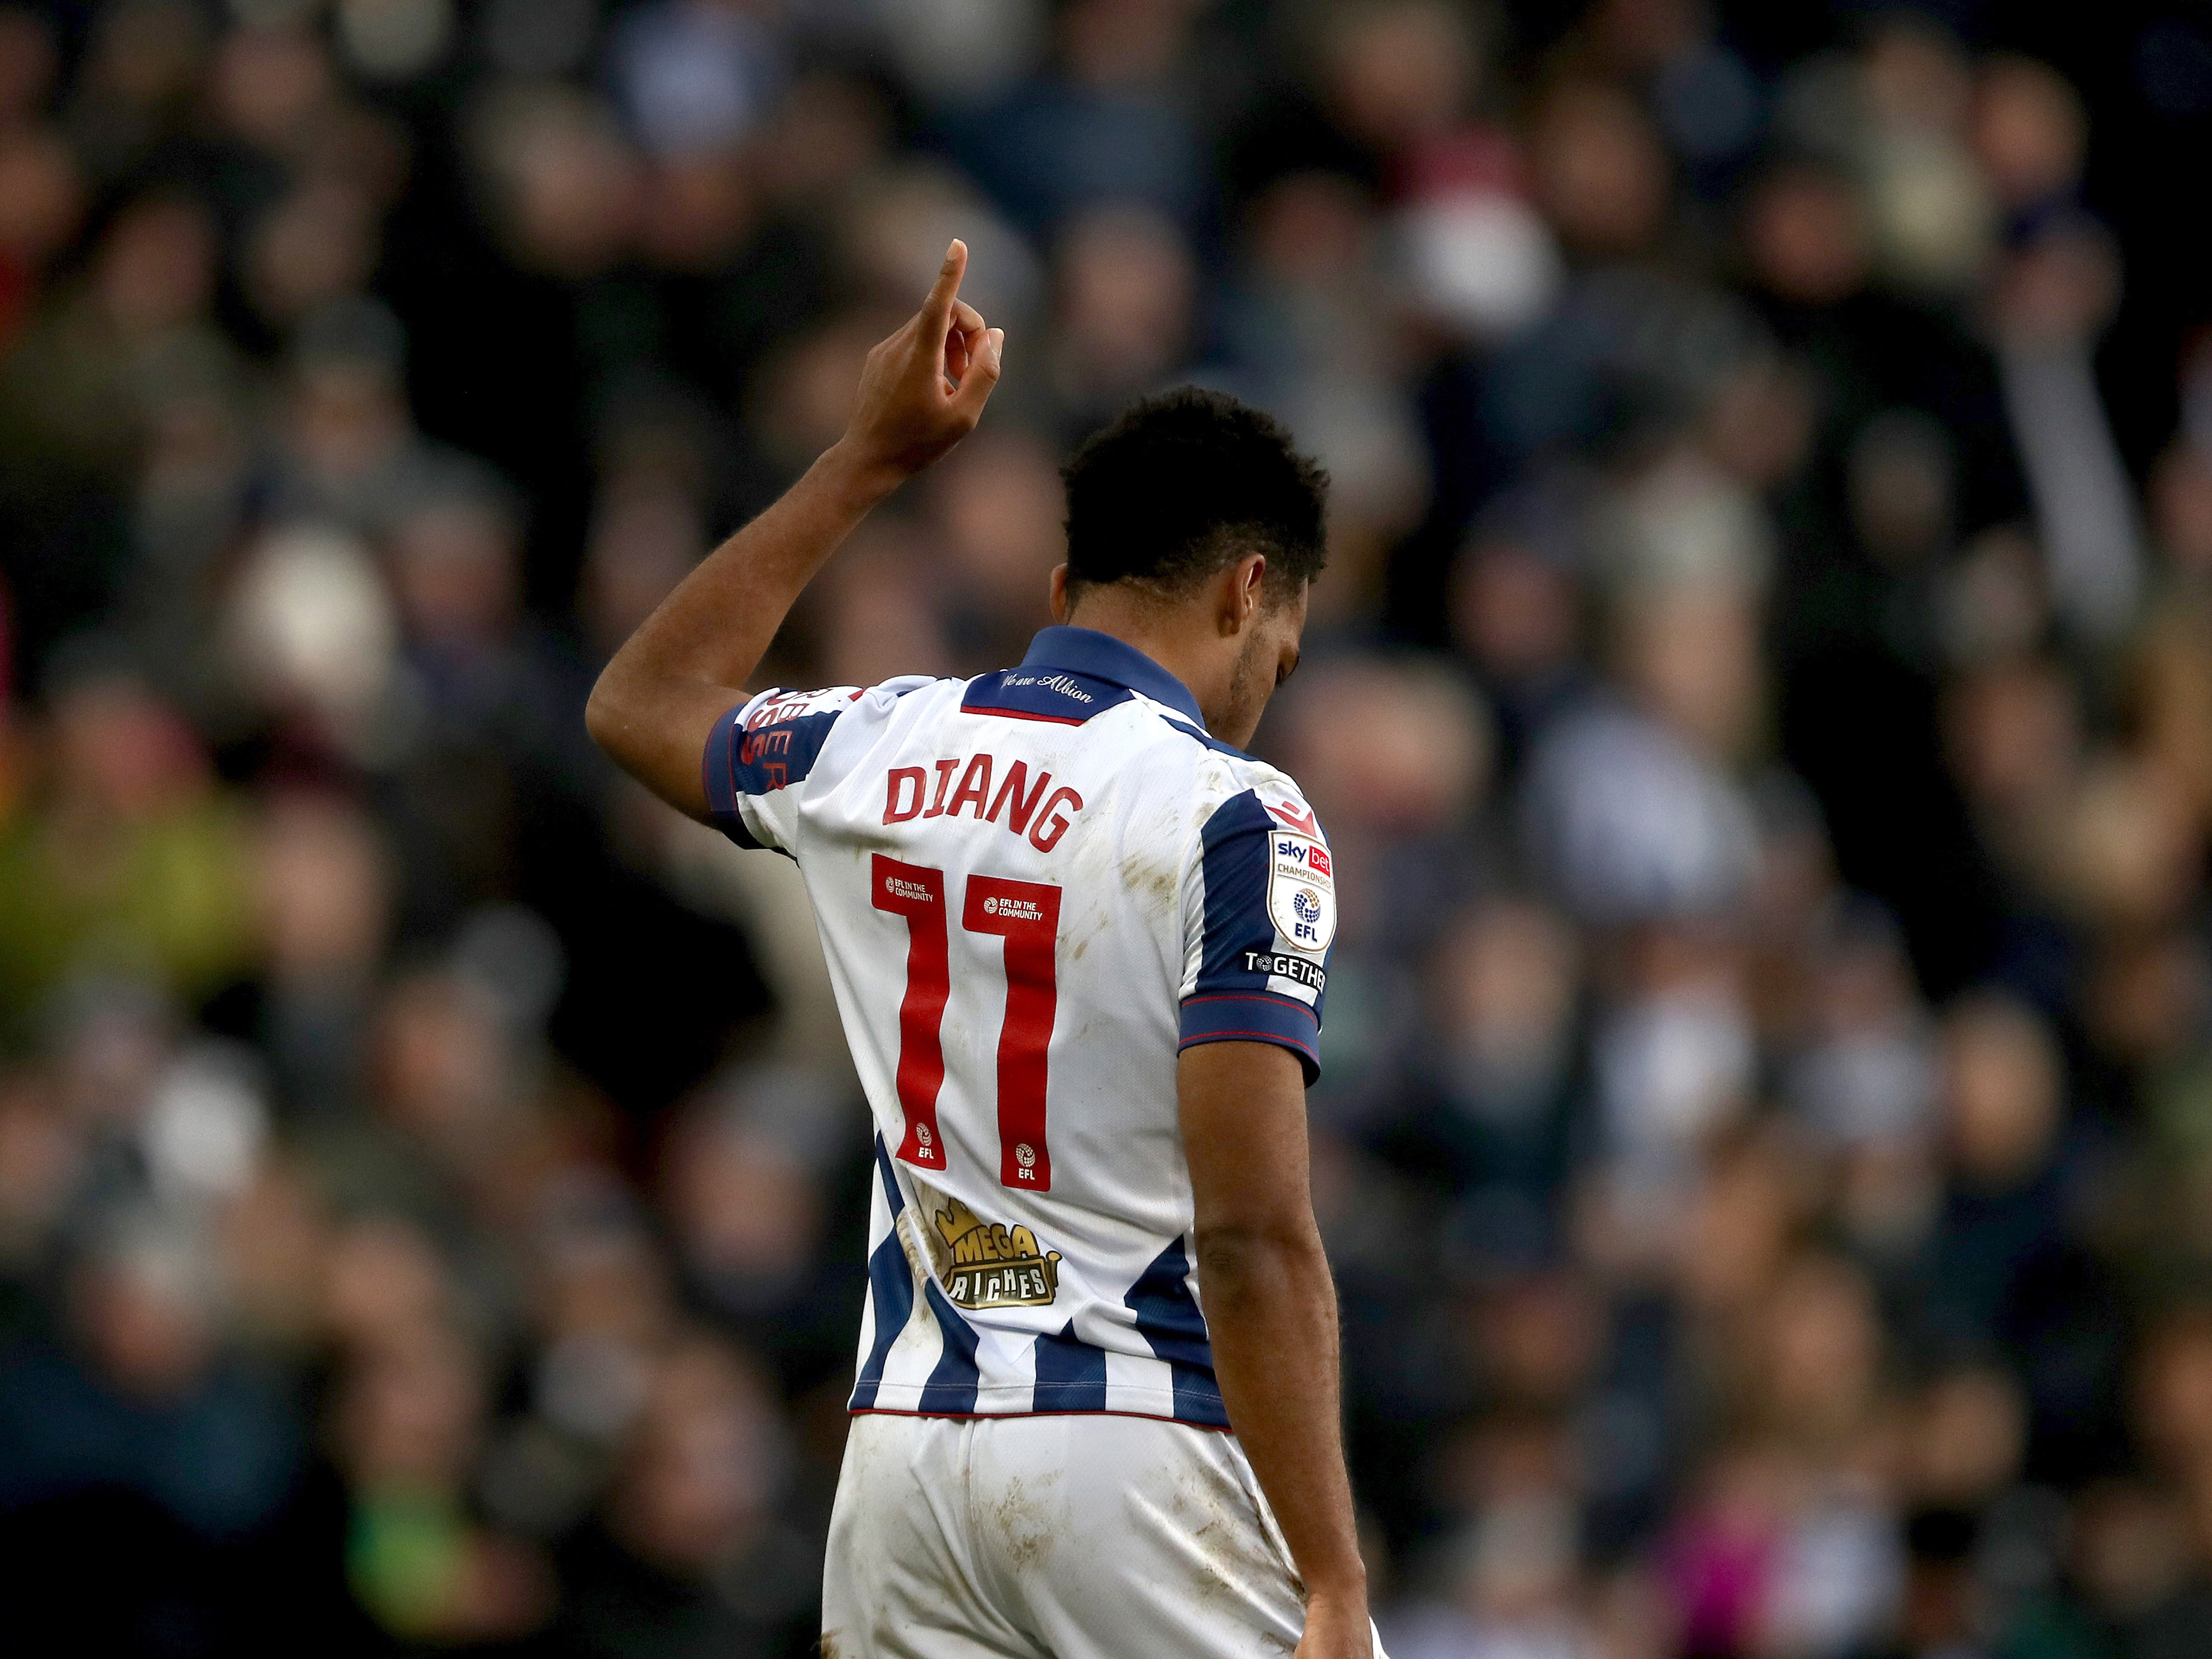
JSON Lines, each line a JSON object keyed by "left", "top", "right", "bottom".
{"left": 835, "top": 238, "right": 1003, "bottom": 490}
{"left": 1295, "top": 1589, "right": 1374, "bottom": 1659}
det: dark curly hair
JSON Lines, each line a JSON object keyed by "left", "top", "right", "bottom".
{"left": 1061, "top": 387, "right": 1329, "bottom": 603}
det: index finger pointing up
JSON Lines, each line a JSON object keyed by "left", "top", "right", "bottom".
{"left": 924, "top": 239, "right": 969, "bottom": 330}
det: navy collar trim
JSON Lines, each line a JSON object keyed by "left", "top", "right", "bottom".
{"left": 1020, "top": 627, "right": 1207, "bottom": 730}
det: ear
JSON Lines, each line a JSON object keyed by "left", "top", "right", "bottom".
{"left": 1049, "top": 563, "right": 1072, "bottom": 624}
{"left": 1218, "top": 553, "right": 1268, "bottom": 636}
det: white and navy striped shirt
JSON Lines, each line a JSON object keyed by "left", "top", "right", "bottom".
{"left": 704, "top": 627, "right": 1336, "bottom": 1427}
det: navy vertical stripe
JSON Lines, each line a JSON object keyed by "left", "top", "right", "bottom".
{"left": 1031, "top": 1322, "right": 1109, "bottom": 1412}
{"left": 849, "top": 1139, "right": 913, "bottom": 1411}
{"left": 1126, "top": 1236, "right": 1229, "bottom": 1428}
{"left": 917, "top": 1279, "right": 983, "bottom": 1414}
{"left": 1125, "top": 1236, "right": 1213, "bottom": 1366}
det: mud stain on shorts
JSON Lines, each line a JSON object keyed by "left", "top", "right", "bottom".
{"left": 1169, "top": 1455, "right": 1271, "bottom": 1623}
{"left": 989, "top": 1467, "right": 1065, "bottom": 1575}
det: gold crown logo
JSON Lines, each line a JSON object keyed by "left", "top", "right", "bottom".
{"left": 934, "top": 1197, "right": 1043, "bottom": 1267}
{"left": 930, "top": 1198, "right": 1061, "bottom": 1308}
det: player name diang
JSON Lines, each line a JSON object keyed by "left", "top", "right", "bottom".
{"left": 882, "top": 753, "right": 1084, "bottom": 851}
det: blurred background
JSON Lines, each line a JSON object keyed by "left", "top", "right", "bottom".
{"left": 7, "top": 1, "right": 2212, "bottom": 1654}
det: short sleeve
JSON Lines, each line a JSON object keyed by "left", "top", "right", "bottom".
{"left": 701, "top": 685, "right": 862, "bottom": 854}
{"left": 1176, "top": 788, "right": 1336, "bottom": 1084}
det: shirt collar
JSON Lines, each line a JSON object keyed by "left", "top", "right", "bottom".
{"left": 1020, "top": 626, "right": 1207, "bottom": 730}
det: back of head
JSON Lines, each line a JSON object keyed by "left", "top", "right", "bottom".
{"left": 1062, "top": 388, "right": 1329, "bottom": 604}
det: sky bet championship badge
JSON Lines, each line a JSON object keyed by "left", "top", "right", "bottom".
{"left": 1266, "top": 830, "right": 1336, "bottom": 954}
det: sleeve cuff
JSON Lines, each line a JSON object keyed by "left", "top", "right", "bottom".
{"left": 702, "top": 700, "right": 768, "bottom": 849}
{"left": 1178, "top": 992, "right": 1320, "bottom": 1085}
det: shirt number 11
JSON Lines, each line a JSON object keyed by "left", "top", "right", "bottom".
{"left": 872, "top": 854, "right": 1061, "bottom": 1191}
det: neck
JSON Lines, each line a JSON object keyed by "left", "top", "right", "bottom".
{"left": 1062, "top": 588, "right": 1234, "bottom": 730}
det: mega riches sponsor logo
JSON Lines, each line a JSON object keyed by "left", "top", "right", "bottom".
{"left": 932, "top": 1198, "right": 1062, "bottom": 1309}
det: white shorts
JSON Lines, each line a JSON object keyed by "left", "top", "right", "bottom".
{"left": 820, "top": 1411, "right": 1385, "bottom": 1659}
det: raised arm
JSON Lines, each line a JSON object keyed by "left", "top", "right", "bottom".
{"left": 585, "top": 240, "right": 1004, "bottom": 817}
{"left": 1180, "top": 1040, "right": 1372, "bottom": 1659}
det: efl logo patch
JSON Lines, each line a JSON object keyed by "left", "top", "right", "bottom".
{"left": 1266, "top": 832, "right": 1336, "bottom": 954}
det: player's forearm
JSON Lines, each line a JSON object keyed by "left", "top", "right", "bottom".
{"left": 585, "top": 441, "right": 893, "bottom": 814}
{"left": 598, "top": 438, "right": 893, "bottom": 699}
{"left": 587, "top": 239, "right": 1001, "bottom": 819}
{"left": 1197, "top": 1221, "right": 1368, "bottom": 1607}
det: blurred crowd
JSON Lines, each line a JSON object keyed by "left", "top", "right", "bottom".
{"left": 7, "top": 1, "right": 2212, "bottom": 1655}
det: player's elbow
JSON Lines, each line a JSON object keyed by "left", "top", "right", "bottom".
{"left": 584, "top": 668, "right": 636, "bottom": 768}
{"left": 1192, "top": 1214, "right": 1322, "bottom": 1285}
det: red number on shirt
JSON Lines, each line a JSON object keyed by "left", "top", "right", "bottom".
{"left": 873, "top": 858, "right": 1061, "bottom": 1191}
{"left": 963, "top": 876, "right": 1062, "bottom": 1192}
{"left": 871, "top": 856, "right": 949, "bottom": 1168}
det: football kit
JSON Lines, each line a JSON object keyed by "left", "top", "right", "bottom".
{"left": 705, "top": 626, "right": 1370, "bottom": 1657}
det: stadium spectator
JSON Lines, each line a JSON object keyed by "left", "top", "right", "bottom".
{"left": 0, "top": 5, "right": 2208, "bottom": 1654}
